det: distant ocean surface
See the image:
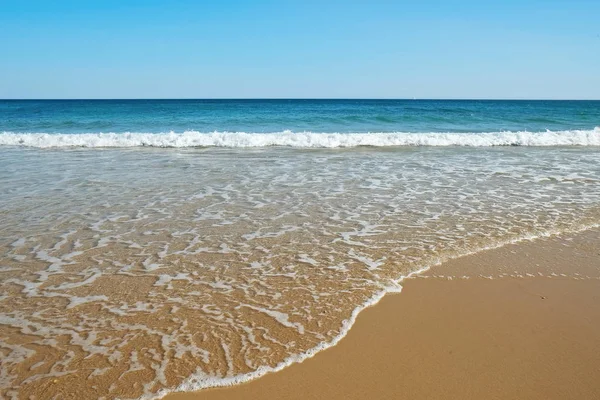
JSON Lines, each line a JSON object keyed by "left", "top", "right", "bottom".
{"left": 1, "top": 99, "right": 599, "bottom": 147}
{"left": 1, "top": 100, "right": 600, "bottom": 400}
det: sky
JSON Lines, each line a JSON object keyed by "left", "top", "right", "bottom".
{"left": 1, "top": 0, "right": 599, "bottom": 99}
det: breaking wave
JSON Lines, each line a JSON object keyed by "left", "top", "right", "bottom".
{"left": 1, "top": 128, "right": 600, "bottom": 148}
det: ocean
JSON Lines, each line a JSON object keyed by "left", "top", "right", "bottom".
{"left": 1, "top": 99, "right": 600, "bottom": 146}
{"left": 1, "top": 99, "right": 600, "bottom": 399}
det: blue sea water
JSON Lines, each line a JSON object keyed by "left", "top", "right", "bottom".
{"left": 0, "top": 100, "right": 599, "bottom": 147}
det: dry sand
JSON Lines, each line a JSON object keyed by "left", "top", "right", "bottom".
{"left": 167, "top": 230, "right": 600, "bottom": 400}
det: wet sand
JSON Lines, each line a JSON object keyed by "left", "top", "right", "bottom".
{"left": 167, "top": 231, "right": 600, "bottom": 400}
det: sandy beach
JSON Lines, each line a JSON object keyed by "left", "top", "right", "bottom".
{"left": 167, "top": 230, "right": 600, "bottom": 400}
{"left": 3, "top": 2, "right": 600, "bottom": 399}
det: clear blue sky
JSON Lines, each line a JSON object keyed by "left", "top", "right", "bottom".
{"left": 1, "top": 0, "right": 599, "bottom": 99}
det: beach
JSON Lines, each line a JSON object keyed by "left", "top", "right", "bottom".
{"left": 168, "top": 229, "right": 600, "bottom": 400}
{"left": 1, "top": 100, "right": 599, "bottom": 400}
{"left": 2, "top": 0, "right": 600, "bottom": 396}
{"left": 2, "top": 0, "right": 600, "bottom": 395}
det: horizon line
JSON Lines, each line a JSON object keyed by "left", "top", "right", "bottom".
{"left": 1, "top": 98, "right": 600, "bottom": 101}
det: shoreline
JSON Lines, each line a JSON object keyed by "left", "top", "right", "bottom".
{"left": 165, "top": 228, "right": 600, "bottom": 400}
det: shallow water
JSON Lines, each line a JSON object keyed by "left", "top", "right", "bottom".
{"left": 1, "top": 144, "right": 600, "bottom": 399}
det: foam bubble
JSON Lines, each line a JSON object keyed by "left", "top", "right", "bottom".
{"left": 1, "top": 128, "right": 600, "bottom": 148}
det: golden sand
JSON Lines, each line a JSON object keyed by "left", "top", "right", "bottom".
{"left": 167, "top": 231, "right": 600, "bottom": 400}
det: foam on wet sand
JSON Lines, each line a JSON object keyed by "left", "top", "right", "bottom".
{"left": 1, "top": 145, "right": 600, "bottom": 399}
{"left": 166, "top": 229, "right": 600, "bottom": 400}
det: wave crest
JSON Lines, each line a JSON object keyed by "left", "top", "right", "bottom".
{"left": 1, "top": 128, "right": 600, "bottom": 148}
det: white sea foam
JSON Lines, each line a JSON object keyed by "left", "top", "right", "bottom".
{"left": 146, "top": 223, "right": 600, "bottom": 400}
{"left": 1, "top": 128, "right": 600, "bottom": 148}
